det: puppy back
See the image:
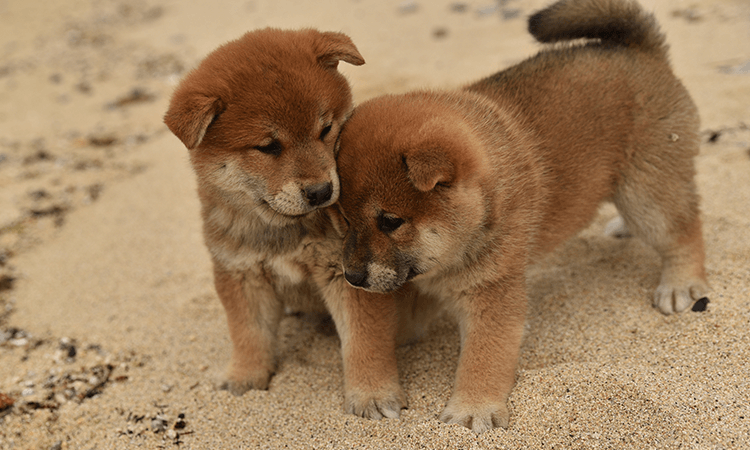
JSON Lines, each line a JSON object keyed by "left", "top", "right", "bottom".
{"left": 528, "top": 0, "right": 666, "bottom": 55}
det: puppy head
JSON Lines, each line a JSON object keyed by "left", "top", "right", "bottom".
{"left": 337, "top": 93, "right": 489, "bottom": 293}
{"left": 164, "top": 28, "right": 364, "bottom": 226}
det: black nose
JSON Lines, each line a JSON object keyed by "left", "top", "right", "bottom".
{"left": 304, "top": 182, "right": 333, "bottom": 207}
{"left": 344, "top": 269, "right": 369, "bottom": 288}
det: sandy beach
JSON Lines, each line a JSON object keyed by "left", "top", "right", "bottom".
{"left": 1, "top": 0, "right": 749, "bottom": 448}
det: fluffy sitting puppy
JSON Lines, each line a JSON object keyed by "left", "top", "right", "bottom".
{"left": 335, "top": 0, "right": 710, "bottom": 432}
{"left": 164, "top": 28, "right": 414, "bottom": 419}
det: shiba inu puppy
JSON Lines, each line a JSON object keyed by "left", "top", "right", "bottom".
{"left": 336, "top": 0, "right": 710, "bottom": 432}
{"left": 165, "top": 28, "right": 414, "bottom": 420}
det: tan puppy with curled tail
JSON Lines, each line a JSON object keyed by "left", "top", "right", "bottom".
{"left": 336, "top": 0, "right": 709, "bottom": 432}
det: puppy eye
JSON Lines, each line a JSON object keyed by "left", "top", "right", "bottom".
{"left": 377, "top": 214, "right": 404, "bottom": 234}
{"left": 319, "top": 124, "right": 333, "bottom": 141}
{"left": 254, "top": 140, "right": 282, "bottom": 156}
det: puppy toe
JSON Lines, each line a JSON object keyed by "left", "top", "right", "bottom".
{"left": 654, "top": 280, "right": 710, "bottom": 315}
{"left": 439, "top": 401, "right": 509, "bottom": 433}
{"left": 673, "top": 288, "right": 695, "bottom": 313}
{"left": 220, "top": 380, "right": 252, "bottom": 396}
{"left": 690, "top": 284, "right": 710, "bottom": 301}
{"left": 346, "top": 389, "right": 406, "bottom": 420}
{"left": 219, "top": 369, "right": 272, "bottom": 395}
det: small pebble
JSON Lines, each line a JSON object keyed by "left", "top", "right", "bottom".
{"left": 174, "top": 413, "right": 187, "bottom": 429}
{"left": 691, "top": 297, "right": 709, "bottom": 312}
{"left": 501, "top": 8, "right": 521, "bottom": 20}
{"left": 449, "top": 3, "right": 468, "bottom": 13}
{"left": 476, "top": 4, "right": 498, "bottom": 17}
{"left": 0, "top": 392, "right": 14, "bottom": 410}
{"left": 151, "top": 415, "right": 168, "bottom": 433}
{"left": 398, "top": 0, "right": 418, "bottom": 14}
{"left": 433, "top": 27, "right": 449, "bottom": 39}
{"left": 76, "top": 81, "right": 92, "bottom": 94}
{"left": 10, "top": 338, "right": 28, "bottom": 347}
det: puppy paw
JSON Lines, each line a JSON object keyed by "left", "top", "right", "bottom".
{"left": 604, "top": 216, "right": 632, "bottom": 238}
{"left": 439, "top": 400, "right": 509, "bottom": 433}
{"left": 345, "top": 388, "right": 406, "bottom": 420}
{"left": 219, "top": 369, "right": 273, "bottom": 395}
{"left": 654, "top": 280, "right": 710, "bottom": 315}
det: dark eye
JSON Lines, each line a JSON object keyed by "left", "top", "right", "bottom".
{"left": 377, "top": 213, "right": 404, "bottom": 233}
{"left": 319, "top": 124, "right": 333, "bottom": 141}
{"left": 254, "top": 140, "right": 282, "bottom": 156}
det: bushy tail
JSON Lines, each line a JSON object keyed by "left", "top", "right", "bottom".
{"left": 528, "top": 0, "right": 667, "bottom": 55}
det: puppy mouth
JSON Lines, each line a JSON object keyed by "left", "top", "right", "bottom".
{"left": 258, "top": 200, "right": 315, "bottom": 224}
{"left": 350, "top": 266, "right": 422, "bottom": 294}
{"left": 258, "top": 181, "right": 337, "bottom": 222}
{"left": 263, "top": 201, "right": 309, "bottom": 217}
{"left": 375, "top": 267, "right": 420, "bottom": 293}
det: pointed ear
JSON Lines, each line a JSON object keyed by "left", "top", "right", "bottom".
{"left": 164, "top": 93, "right": 225, "bottom": 149}
{"left": 403, "top": 149, "right": 454, "bottom": 192}
{"left": 314, "top": 31, "right": 365, "bottom": 69}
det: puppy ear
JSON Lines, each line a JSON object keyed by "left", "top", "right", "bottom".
{"left": 315, "top": 31, "right": 365, "bottom": 69}
{"left": 403, "top": 149, "right": 454, "bottom": 192}
{"left": 164, "top": 93, "right": 225, "bottom": 149}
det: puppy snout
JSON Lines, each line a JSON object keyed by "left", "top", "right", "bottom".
{"left": 304, "top": 182, "right": 333, "bottom": 207}
{"left": 344, "top": 268, "right": 369, "bottom": 288}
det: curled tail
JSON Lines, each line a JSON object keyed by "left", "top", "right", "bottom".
{"left": 528, "top": 0, "right": 667, "bottom": 55}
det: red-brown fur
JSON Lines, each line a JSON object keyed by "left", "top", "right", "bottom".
{"left": 164, "top": 28, "right": 416, "bottom": 421}
{"left": 336, "top": 0, "right": 709, "bottom": 432}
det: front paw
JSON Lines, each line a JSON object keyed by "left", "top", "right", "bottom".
{"left": 439, "top": 399, "right": 509, "bottom": 433}
{"left": 220, "top": 366, "right": 274, "bottom": 395}
{"left": 654, "top": 279, "right": 710, "bottom": 315}
{"left": 345, "top": 387, "right": 406, "bottom": 420}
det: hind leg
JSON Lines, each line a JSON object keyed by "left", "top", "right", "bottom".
{"left": 651, "top": 219, "right": 709, "bottom": 314}
{"left": 613, "top": 175, "right": 709, "bottom": 314}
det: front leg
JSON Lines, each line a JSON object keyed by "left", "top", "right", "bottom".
{"left": 440, "top": 276, "right": 527, "bottom": 432}
{"left": 324, "top": 278, "right": 405, "bottom": 419}
{"left": 214, "top": 264, "right": 282, "bottom": 394}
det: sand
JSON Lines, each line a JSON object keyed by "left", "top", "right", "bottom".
{"left": 0, "top": 0, "right": 748, "bottom": 448}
